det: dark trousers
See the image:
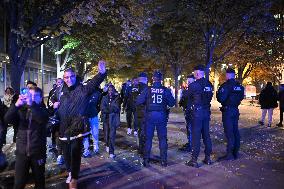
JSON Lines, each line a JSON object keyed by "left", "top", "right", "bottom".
{"left": 144, "top": 111, "right": 168, "bottom": 162}
{"left": 137, "top": 116, "right": 146, "bottom": 153}
{"left": 222, "top": 109, "right": 240, "bottom": 155}
{"left": 62, "top": 138, "right": 83, "bottom": 180}
{"left": 0, "top": 124, "right": 7, "bottom": 149}
{"left": 126, "top": 109, "right": 138, "bottom": 131}
{"left": 14, "top": 153, "right": 45, "bottom": 189}
{"left": 280, "top": 108, "right": 284, "bottom": 124}
{"left": 191, "top": 109, "right": 212, "bottom": 159}
{"left": 103, "top": 113, "right": 120, "bottom": 154}
{"left": 184, "top": 112, "right": 192, "bottom": 146}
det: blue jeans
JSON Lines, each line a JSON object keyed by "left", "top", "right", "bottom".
{"left": 83, "top": 116, "right": 99, "bottom": 155}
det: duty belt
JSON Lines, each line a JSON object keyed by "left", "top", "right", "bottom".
{"left": 190, "top": 105, "right": 209, "bottom": 111}
{"left": 220, "top": 106, "right": 238, "bottom": 111}
{"left": 59, "top": 132, "right": 90, "bottom": 141}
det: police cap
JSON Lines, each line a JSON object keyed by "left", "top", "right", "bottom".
{"left": 153, "top": 71, "right": 163, "bottom": 80}
{"left": 226, "top": 68, "right": 235, "bottom": 74}
{"left": 193, "top": 64, "right": 206, "bottom": 71}
{"left": 138, "top": 72, "right": 148, "bottom": 78}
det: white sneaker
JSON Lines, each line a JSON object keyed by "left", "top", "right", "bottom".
{"left": 127, "top": 128, "right": 132, "bottom": 135}
{"left": 109, "top": 154, "right": 116, "bottom": 159}
{"left": 66, "top": 172, "right": 72, "bottom": 184}
{"left": 57, "top": 155, "right": 64, "bottom": 165}
{"left": 93, "top": 147, "right": 99, "bottom": 154}
{"left": 106, "top": 146, "right": 109, "bottom": 153}
{"left": 133, "top": 131, "right": 138, "bottom": 137}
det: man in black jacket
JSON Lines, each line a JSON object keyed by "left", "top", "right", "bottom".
{"left": 52, "top": 61, "right": 106, "bottom": 188}
{"left": 136, "top": 72, "right": 148, "bottom": 155}
{"left": 47, "top": 78, "right": 63, "bottom": 153}
{"left": 101, "top": 85, "right": 122, "bottom": 158}
{"left": 123, "top": 78, "right": 139, "bottom": 136}
{"left": 258, "top": 82, "right": 278, "bottom": 127}
{"left": 178, "top": 74, "right": 195, "bottom": 152}
{"left": 5, "top": 87, "right": 49, "bottom": 189}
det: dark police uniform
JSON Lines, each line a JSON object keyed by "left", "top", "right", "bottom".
{"left": 217, "top": 68, "right": 244, "bottom": 160}
{"left": 123, "top": 83, "right": 139, "bottom": 133}
{"left": 136, "top": 71, "right": 175, "bottom": 167}
{"left": 136, "top": 72, "right": 148, "bottom": 155}
{"left": 186, "top": 65, "right": 213, "bottom": 167}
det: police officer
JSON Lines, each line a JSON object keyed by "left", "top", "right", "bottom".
{"left": 136, "top": 72, "right": 148, "bottom": 155}
{"left": 185, "top": 65, "right": 213, "bottom": 168}
{"left": 217, "top": 68, "right": 244, "bottom": 160}
{"left": 136, "top": 71, "right": 175, "bottom": 167}
{"left": 179, "top": 74, "right": 195, "bottom": 152}
{"left": 123, "top": 78, "right": 139, "bottom": 136}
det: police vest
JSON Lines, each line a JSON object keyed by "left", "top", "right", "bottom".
{"left": 225, "top": 81, "right": 244, "bottom": 107}
{"left": 198, "top": 79, "right": 213, "bottom": 107}
{"left": 146, "top": 86, "right": 167, "bottom": 112}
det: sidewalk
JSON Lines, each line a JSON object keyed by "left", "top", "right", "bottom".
{"left": 0, "top": 101, "right": 283, "bottom": 189}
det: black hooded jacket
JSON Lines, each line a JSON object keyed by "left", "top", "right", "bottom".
{"left": 4, "top": 103, "right": 49, "bottom": 157}
{"left": 52, "top": 73, "right": 106, "bottom": 138}
{"left": 259, "top": 85, "right": 278, "bottom": 109}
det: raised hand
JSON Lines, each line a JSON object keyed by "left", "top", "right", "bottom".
{"left": 98, "top": 60, "right": 106, "bottom": 74}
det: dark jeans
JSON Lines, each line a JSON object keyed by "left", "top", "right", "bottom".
{"left": 191, "top": 109, "right": 212, "bottom": 159}
{"left": 103, "top": 113, "right": 120, "bottom": 154}
{"left": 280, "top": 108, "right": 284, "bottom": 124}
{"left": 14, "top": 153, "right": 45, "bottom": 189}
{"left": 62, "top": 138, "right": 83, "bottom": 180}
{"left": 126, "top": 109, "right": 138, "bottom": 131}
{"left": 144, "top": 111, "right": 168, "bottom": 162}
{"left": 222, "top": 108, "right": 240, "bottom": 155}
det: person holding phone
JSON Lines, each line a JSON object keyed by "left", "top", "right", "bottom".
{"left": 4, "top": 87, "right": 49, "bottom": 189}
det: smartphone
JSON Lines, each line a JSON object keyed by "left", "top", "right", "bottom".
{"left": 20, "top": 88, "right": 29, "bottom": 95}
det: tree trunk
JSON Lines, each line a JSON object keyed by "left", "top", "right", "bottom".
{"left": 56, "top": 38, "right": 63, "bottom": 78}
{"left": 213, "top": 68, "right": 219, "bottom": 100}
{"left": 10, "top": 62, "right": 25, "bottom": 94}
{"left": 172, "top": 64, "right": 180, "bottom": 107}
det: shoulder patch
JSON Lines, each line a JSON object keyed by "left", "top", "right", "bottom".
{"left": 233, "top": 86, "right": 242, "bottom": 91}
{"left": 204, "top": 87, "right": 212, "bottom": 92}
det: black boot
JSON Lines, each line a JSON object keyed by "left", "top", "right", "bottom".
{"left": 161, "top": 161, "right": 167, "bottom": 167}
{"left": 179, "top": 143, "right": 192, "bottom": 152}
{"left": 202, "top": 155, "right": 212, "bottom": 165}
{"left": 276, "top": 123, "right": 283, "bottom": 127}
{"left": 218, "top": 153, "right": 235, "bottom": 161}
{"left": 233, "top": 151, "right": 239, "bottom": 160}
{"left": 185, "top": 157, "right": 198, "bottom": 168}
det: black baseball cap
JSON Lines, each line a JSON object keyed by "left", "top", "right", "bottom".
{"left": 138, "top": 72, "right": 148, "bottom": 78}
{"left": 226, "top": 68, "right": 235, "bottom": 74}
{"left": 193, "top": 64, "right": 206, "bottom": 71}
{"left": 153, "top": 71, "right": 163, "bottom": 80}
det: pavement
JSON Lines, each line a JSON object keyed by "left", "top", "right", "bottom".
{"left": 0, "top": 100, "right": 284, "bottom": 189}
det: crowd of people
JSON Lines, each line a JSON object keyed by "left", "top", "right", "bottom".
{"left": 0, "top": 60, "right": 283, "bottom": 189}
